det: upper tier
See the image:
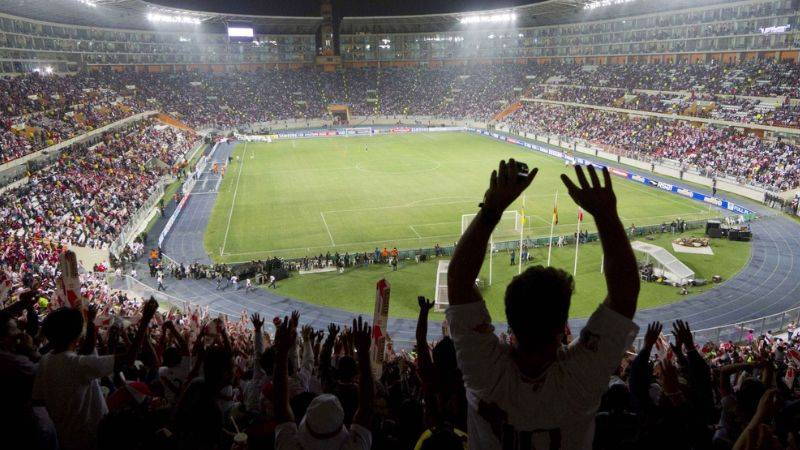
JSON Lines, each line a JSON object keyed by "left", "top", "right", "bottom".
{"left": 0, "top": 0, "right": 797, "bottom": 74}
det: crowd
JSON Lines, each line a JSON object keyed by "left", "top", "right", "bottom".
{"left": 0, "top": 118, "right": 198, "bottom": 307}
{"left": 2, "top": 61, "right": 799, "bottom": 197}
{"left": 528, "top": 84, "right": 800, "bottom": 129}
{"left": 505, "top": 102, "right": 800, "bottom": 190}
{"left": 0, "top": 72, "right": 144, "bottom": 164}
{"left": 3, "top": 161, "right": 800, "bottom": 450}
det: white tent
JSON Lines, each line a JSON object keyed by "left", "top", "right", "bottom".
{"left": 631, "top": 240, "right": 695, "bottom": 285}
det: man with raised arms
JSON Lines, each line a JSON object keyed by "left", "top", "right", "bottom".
{"left": 447, "top": 160, "right": 640, "bottom": 450}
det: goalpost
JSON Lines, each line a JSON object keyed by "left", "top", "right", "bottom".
{"left": 434, "top": 210, "right": 522, "bottom": 311}
{"left": 461, "top": 210, "right": 521, "bottom": 279}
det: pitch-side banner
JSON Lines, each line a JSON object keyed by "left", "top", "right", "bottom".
{"left": 370, "top": 278, "right": 391, "bottom": 377}
{"left": 471, "top": 129, "right": 755, "bottom": 216}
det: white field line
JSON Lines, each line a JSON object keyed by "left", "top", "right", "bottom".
{"left": 620, "top": 180, "right": 708, "bottom": 213}
{"left": 320, "top": 212, "right": 336, "bottom": 246}
{"left": 220, "top": 210, "right": 716, "bottom": 258}
{"left": 409, "top": 225, "right": 422, "bottom": 238}
{"left": 221, "top": 142, "right": 247, "bottom": 255}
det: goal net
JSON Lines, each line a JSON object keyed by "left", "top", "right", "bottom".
{"left": 461, "top": 210, "right": 522, "bottom": 242}
{"left": 433, "top": 260, "right": 450, "bottom": 312}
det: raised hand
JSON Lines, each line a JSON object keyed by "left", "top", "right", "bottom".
{"left": 289, "top": 310, "right": 300, "bottom": 329}
{"left": 327, "top": 323, "right": 340, "bottom": 339}
{"left": 301, "top": 325, "right": 313, "bottom": 342}
{"left": 482, "top": 159, "right": 538, "bottom": 214}
{"left": 274, "top": 316, "right": 297, "bottom": 356}
{"left": 644, "top": 321, "right": 662, "bottom": 350}
{"left": 560, "top": 165, "right": 617, "bottom": 219}
{"left": 672, "top": 320, "right": 694, "bottom": 351}
{"left": 353, "top": 316, "right": 371, "bottom": 355}
{"left": 250, "top": 313, "right": 263, "bottom": 330}
{"left": 417, "top": 296, "right": 434, "bottom": 313}
{"left": 86, "top": 303, "right": 98, "bottom": 323}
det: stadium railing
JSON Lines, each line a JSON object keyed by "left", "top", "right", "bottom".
{"left": 633, "top": 305, "right": 800, "bottom": 349}
{"left": 108, "top": 178, "right": 168, "bottom": 257}
{"left": 109, "top": 140, "right": 207, "bottom": 258}
{"left": 108, "top": 266, "right": 795, "bottom": 353}
{"left": 104, "top": 272, "right": 418, "bottom": 349}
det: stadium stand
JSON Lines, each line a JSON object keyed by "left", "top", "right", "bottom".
{"left": 0, "top": 0, "right": 799, "bottom": 448}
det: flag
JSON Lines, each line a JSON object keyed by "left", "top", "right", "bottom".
{"left": 520, "top": 209, "right": 526, "bottom": 225}
{"left": 371, "top": 278, "right": 391, "bottom": 378}
{"left": 788, "top": 349, "right": 800, "bottom": 367}
{"left": 578, "top": 208, "right": 584, "bottom": 222}
{"left": 553, "top": 205, "right": 558, "bottom": 225}
{"left": 785, "top": 367, "right": 796, "bottom": 389}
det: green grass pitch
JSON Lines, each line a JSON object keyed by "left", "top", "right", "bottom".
{"left": 204, "top": 132, "right": 751, "bottom": 320}
{"left": 206, "top": 132, "right": 721, "bottom": 261}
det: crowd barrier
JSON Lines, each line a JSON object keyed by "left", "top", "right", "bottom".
{"left": 108, "top": 179, "right": 167, "bottom": 257}
{"left": 105, "top": 272, "right": 418, "bottom": 348}
{"left": 109, "top": 140, "right": 206, "bottom": 258}
{"left": 633, "top": 305, "right": 800, "bottom": 350}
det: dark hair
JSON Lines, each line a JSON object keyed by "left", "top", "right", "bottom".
{"left": 504, "top": 266, "right": 573, "bottom": 349}
{"left": 0, "top": 311, "right": 13, "bottom": 338}
{"left": 42, "top": 307, "right": 84, "bottom": 351}
{"left": 337, "top": 355, "right": 357, "bottom": 382}
{"left": 432, "top": 337, "right": 457, "bottom": 373}
{"left": 290, "top": 391, "right": 317, "bottom": 422}
{"left": 259, "top": 347, "right": 276, "bottom": 376}
{"left": 163, "top": 346, "right": 181, "bottom": 367}
{"left": 203, "top": 347, "right": 232, "bottom": 388}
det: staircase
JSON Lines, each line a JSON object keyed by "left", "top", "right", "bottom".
{"left": 493, "top": 101, "right": 522, "bottom": 122}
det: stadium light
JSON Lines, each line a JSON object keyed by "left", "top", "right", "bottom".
{"left": 459, "top": 12, "right": 516, "bottom": 25}
{"left": 75, "top": 0, "right": 97, "bottom": 7}
{"left": 147, "top": 13, "right": 201, "bottom": 25}
{"left": 227, "top": 27, "right": 254, "bottom": 38}
{"left": 583, "top": 0, "right": 637, "bottom": 10}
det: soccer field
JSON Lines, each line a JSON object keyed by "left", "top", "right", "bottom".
{"left": 205, "top": 132, "right": 719, "bottom": 263}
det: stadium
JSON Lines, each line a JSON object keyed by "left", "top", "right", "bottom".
{"left": 1, "top": 0, "right": 799, "bottom": 448}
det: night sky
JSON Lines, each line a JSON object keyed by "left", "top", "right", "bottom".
{"left": 149, "top": 0, "right": 539, "bottom": 17}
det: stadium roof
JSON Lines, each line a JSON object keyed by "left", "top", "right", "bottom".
{"left": 0, "top": 0, "right": 322, "bottom": 34}
{"left": 339, "top": 0, "right": 730, "bottom": 33}
{"left": 0, "top": 0, "right": 733, "bottom": 34}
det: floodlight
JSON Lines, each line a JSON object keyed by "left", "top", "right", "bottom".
{"left": 459, "top": 12, "right": 516, "bottom": 25}
{"left": 584, "top": 0, "right": 636, "bottom": 10}
{"left": 147, "top": 13, "right": 201, "bottom": 25}
{"left": 227, "top": 27, "right": 254, "bottom": 38}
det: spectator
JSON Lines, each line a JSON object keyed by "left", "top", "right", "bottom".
{"left": 446, "top": 162, "right": 639, "bottom": 449}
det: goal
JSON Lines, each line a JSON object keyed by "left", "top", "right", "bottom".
{"left": 430, "top": 210, "right": 522, "bottom": 310}
{"left": 460, "top": 210, "right": 522, "bottom": 241}
{"left": 433, "top": 260, "right": 450, "bottom": 312}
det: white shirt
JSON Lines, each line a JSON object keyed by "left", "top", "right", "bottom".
{"left": 32, "top": 351, "right": 115, "bottom": 450}
{"left": 158, "top": 358, "right": 191, "bottom": 405}
{"left": 446, "top": 302, "right": 638, "bottom": 450}
{"left": 275, "top": 422, "right": 371, "bottom": 450}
